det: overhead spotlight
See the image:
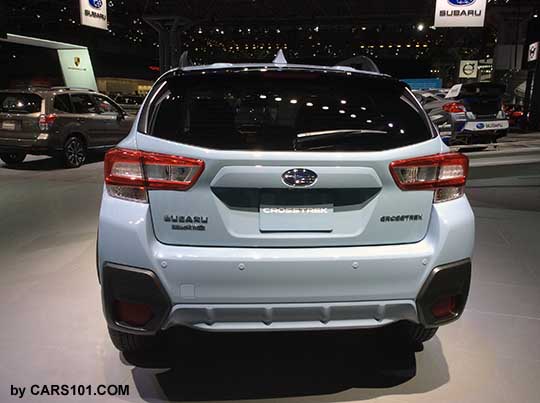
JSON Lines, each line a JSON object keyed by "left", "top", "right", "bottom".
{"left": 416, "top": 23, "right": 425, "bottom": 32}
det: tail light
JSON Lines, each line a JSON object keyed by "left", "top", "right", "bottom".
{"left": 38, "top": 113, "right": 57, "bottom": 131}
{"left": 390, "top": 153, "right": 468, "bottom": 203}
{"left": 431, "top": 296, "right": 457, "bottom": 319}
{"left": 442, "top": 102, "right": 466, "bottom": 113}
{"left": 104, "top": 148, "right": 205, "bottom": 202}
{"left": 114, "top": 300, "right": 154, "bottom": 327}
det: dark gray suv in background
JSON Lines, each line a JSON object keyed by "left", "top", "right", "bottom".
{"left": 0, "top": 87, "right": 134, "bottom": 168}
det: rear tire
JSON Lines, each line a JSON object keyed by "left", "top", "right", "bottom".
{"left": 107, "top": 327, "right": 163, "bottom": 353}
{"left": 0, "top": 152, "right": 26, "bottom": 165}
{"left": 397, "top": 321, "right": 438, "bottom": 344}
{"left": 63, "top": 136, "right": 87, "bottom": 168}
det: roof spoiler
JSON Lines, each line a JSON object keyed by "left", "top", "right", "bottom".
{"left": 334, "top": 56, "right": 380, "bottom": 73}
{"left": 50, "top": 86, "right": 95, "bottom": 92}
{"left": 273, "top": 49, "right": 287, "bottom": 64}
{"left": 178, "top": 51, "right": 193, "bottom": 68}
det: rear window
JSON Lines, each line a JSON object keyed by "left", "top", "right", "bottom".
{"left": 0, "top": 93, "right": 42, "bottom": 114}
{"left": 144, "top": 71, "right": 434, "bottom": 151}
{"left": 53, "top": 94, "right": 72, "bottom": 113}
{"left": 116, "top": 96, "right": 143, "bottom": 105}
{"left": 459, "top": 83, "right": 505, "bottom": 98}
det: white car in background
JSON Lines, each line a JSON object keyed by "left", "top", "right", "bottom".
{"left": 415, "top": 83, "right": 509, "bottom": 146}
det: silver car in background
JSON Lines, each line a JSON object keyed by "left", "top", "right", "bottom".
{"left": 97, "top": 63, "right": 474, "bottom": 354}
{"left": 415, "top": 82, "right": 509, "bottom": 146}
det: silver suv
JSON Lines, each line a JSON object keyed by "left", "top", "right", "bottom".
{"left": 0, "top": 87, "right": 134, "bottom": 167}
{"left": 97, "top": 63, "right": 474, "bottom": 353}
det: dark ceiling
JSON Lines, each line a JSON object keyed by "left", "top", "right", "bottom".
{"left": 1, "top": 0, "right": 538, "bottom": 80}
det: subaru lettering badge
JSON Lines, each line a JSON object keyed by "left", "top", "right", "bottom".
{"left": 476, "top": 123, "right": 485, "bottom": 129}
{"left": 447, "top": 0, "right": 476, "bottom": 5}
{"left": 282, "top": 168, "right": 318, "bottom": 188}
{"left": 89, "top": 0, "right": 103, "bottom": 9}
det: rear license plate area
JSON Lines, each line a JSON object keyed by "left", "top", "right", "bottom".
{"left": 259, "top": 190, "right": 333, "bottom": 232}
{"left": 1, "top": 120, "right": 17, "bottom": 131}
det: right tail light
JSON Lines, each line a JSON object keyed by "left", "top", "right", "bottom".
{"left": 38, "top": 113, "right": 57, "bottom": 131}
{"left": 390, "top": 153, "right": 469, "bottom": 203}
{"left": 442, "top": 102, "right": 466, "bottom": 113}
{"left": 104, "top": 148, "right": 205, "bottom": 202}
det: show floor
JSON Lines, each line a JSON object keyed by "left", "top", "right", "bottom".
{"left": 1, "top": 155, "right": 539, "bottom": 403}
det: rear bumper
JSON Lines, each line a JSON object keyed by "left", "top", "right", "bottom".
{"left": 0, "top": 137, "right": 54, "bottom": 155}
{"left": 98, "top": 190, "right": 475, "bottom": 334}
{"left": 102, "top": 258, "right": 471, "bottom": 334}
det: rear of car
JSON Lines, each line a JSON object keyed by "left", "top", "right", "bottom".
{"left": 439, "top": 83, "right": 508, "bottom": 145}
{"left": 97, "top": 65, "right": 474, "bottom": 352}
{"left": 0, "top": 91, "right": 46, "bottom": 163}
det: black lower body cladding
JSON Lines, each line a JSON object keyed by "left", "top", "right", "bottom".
{"left": 101, "top": 263, "right": 171, "bottom": 335}
{"left": 416, "top": 259, "right": 472, "bottom": 327}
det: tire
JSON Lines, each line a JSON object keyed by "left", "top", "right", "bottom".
{"left": 63, "top": 136, "right": 87, "bottom": 168}
{"left": 398, "top": 322, "right": 438, "bottom": 344}
{"left": 107, "top": 327, "right": 162, "bottom": 353}
{"left": 0, "top": 152, "right": 26, "bottom": 165}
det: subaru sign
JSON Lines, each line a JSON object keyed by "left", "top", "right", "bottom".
{"left": 448, "top": 0, "right": 476, "bottom": 5}
{"left": 434, "top": 0, "right": 486, "bottom": 27}
{"left": 88, "top": 0, "right": 103, "bottom": 8}
{"left": 80, "top": 0, "right": 107, "bottom": 30}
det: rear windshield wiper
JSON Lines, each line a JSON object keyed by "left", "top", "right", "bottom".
{"left": 296, "top": 129, "right": 388, "bottom": 139}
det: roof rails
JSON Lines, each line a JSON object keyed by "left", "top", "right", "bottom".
{"left": 50, "top": 86, "right": 96, "bottom": 92}
{"left": 177, "top": 49, "right": 288, "bottom": 70}
{"left": 334, "top": 56, "right": 380, "bottom": 74}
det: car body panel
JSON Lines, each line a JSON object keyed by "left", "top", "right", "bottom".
{"left": 97, "top": 186, "right": 474, "bottom": 305}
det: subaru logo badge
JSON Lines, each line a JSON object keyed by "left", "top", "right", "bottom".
{"left": 282, "top": 168, "right": 318, "bottom": 188}
{"left": 476, "top": 123, "right": 485, "bottom": 129}
{"left": 447, "top": 0, "right": 476, "bottom": 6}
{"left": 89, "top": 0, "right": 103, "bottom": 9}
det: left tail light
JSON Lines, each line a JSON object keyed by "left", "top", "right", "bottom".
{"left": 38, "top": 113, "right": 57, "bottom": 131}
{"left": 104, "top": 148, "right": 205, "bottom": 202}
{"left": 390, "top": 153, "right": 469, "bottom": 203}
{"left": 442, "top": 102, "right": 466, "bottom": 113}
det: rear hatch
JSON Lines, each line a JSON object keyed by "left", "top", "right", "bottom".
{"left": 0, "top": 92, "right": 43, "bottom": 140}
{"left": 456, "top": 83, "right": 505, "bottom": 118}
{"left": 138, "top": 68, "right": 441, "bottom": 248}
